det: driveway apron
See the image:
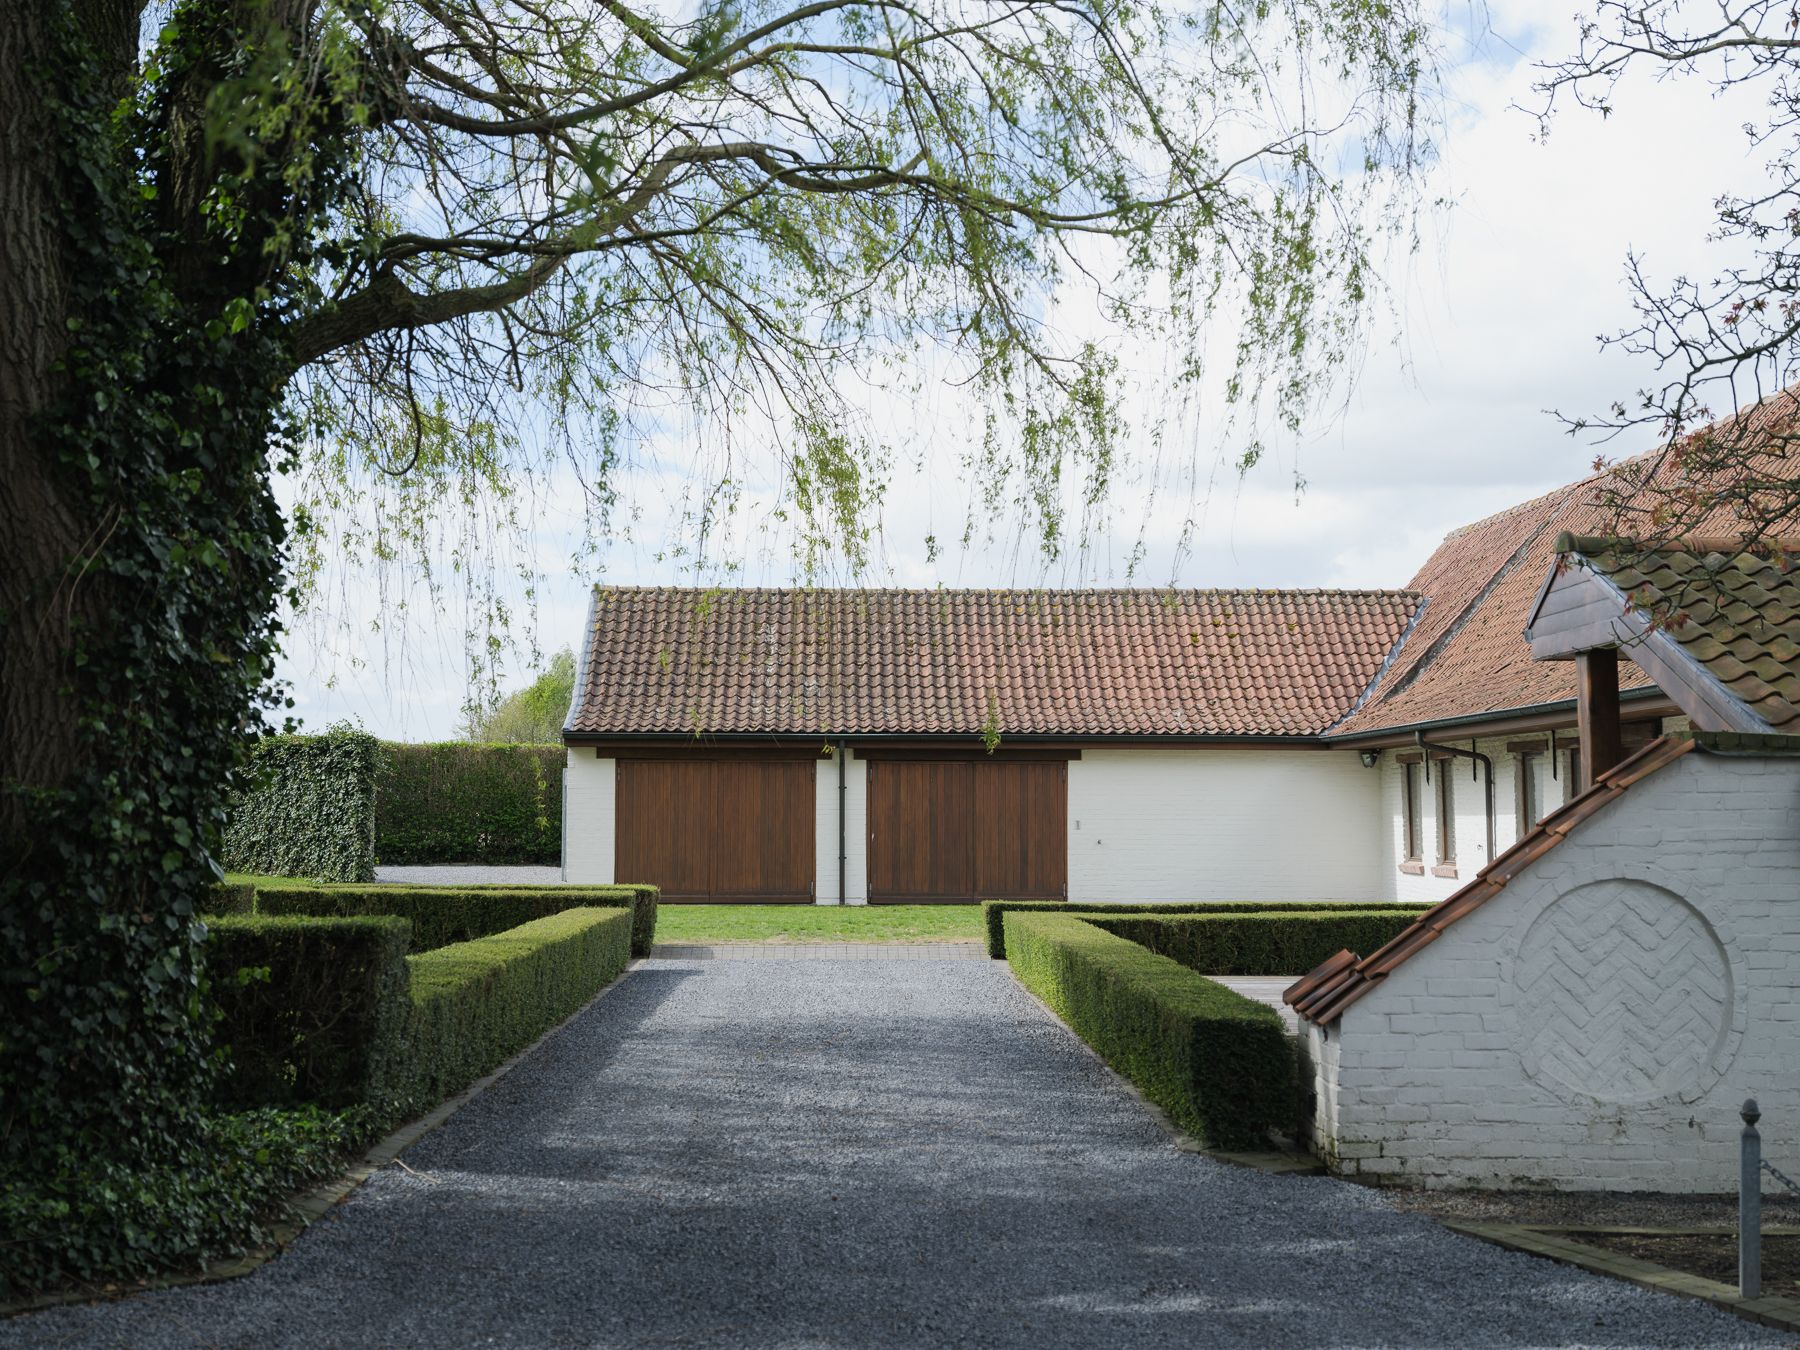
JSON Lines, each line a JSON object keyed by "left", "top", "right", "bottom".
{"left": 4, "top": 955, "right": 1789, "bottom": 1349}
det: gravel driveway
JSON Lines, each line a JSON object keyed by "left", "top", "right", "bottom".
{"left": 5, "top": 957, "right": 1788, "bottom": 1349}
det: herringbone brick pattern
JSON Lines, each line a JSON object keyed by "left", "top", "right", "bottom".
{"left": 1514, "top": 879, "right": 1729, "bottom": 1103}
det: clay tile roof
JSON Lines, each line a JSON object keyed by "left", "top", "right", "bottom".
{"left": 1334, "top": 393, "right": 1800, "bottom": 736}
{"left": 1285, "top": 735, "right": 1697, "bottom": 1025}
{"left": 565, "top": 588, "right": 1422, "bottom": 738}
{"left": 1556, "top": 534, "right": 1800, "bottom": 732}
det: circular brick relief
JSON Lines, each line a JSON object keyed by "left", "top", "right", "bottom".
{"left": 1513, "top": 879, "right": 1732, "bottom": 1104}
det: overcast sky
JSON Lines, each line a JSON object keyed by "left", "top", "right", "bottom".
{"left": 278, "top": 0, "right": 1765, "bottom": 741}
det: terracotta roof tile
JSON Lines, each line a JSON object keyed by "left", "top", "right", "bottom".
{"left": 1555, "top": 535, "right": 1800, "bottom": 731}
{"left": 1281, "top": 948, "right": 1357, "bottom": 1005}
{"left": 566, "top": 587, "right": 1422, "bottom": 738}
{"left": 1336, "top": 395, "right": 1800, "bottom": 735}
{"left": 1285, "top": 735, "right": 1698, "bottom": 1026}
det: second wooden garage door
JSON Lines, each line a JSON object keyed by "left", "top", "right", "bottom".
{"left": 615, "top": 759, "right": 815, "bottom": 903}
{"left": 866, "top": 759, "right": 1067, "bottom": 903}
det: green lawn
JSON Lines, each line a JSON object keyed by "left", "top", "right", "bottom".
{"left": 223, "top": 876, "right": 986, "bottom": 943}
{"left": 653, "top": 904, "right": 986, "bottom": 944}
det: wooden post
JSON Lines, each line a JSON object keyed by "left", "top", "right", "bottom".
{"left": 1576, "top": 648, "right": 1623, "bottom": 790}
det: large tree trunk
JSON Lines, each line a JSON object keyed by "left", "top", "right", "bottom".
{"left": 0, "top": 3, "right": 82, "bottom": 848}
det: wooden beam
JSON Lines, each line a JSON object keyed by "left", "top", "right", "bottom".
{"left": 1576, "top": 648, "right": 1624, "bottom": 789}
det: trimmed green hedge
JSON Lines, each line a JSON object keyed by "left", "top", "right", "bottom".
{"left": 1005, "top": 913, "right": 1293, "bottom": 1149}
{"left": 207, "top": 915, "right": 412, "bottom": 1110}
{"left": 982, "top": 900, "right": 1428, "bottom": 959}
{"left": 407, "top": 908, "right": 632, "bottom": 1103}
{"left": 249, "top": 882, "right": 659, "bottom": 959}
{"left": 205, "top": 908, "right": 632, "bottom": 1114}
{"left": 1086, "top": 910, "right": 1423, "bottom": 976}
{"left": 375, "top": 742, "right": 565, "bottom": 865}
{"left": 207, "top": 881, "right": 258, "bottom": 914}
{"left": 221, "top": 726, "right": 380, "bottom": 882}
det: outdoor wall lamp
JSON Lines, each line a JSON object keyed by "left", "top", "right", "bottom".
{"left": 1359, "top": 749, "right": 1381, "bottom": 768}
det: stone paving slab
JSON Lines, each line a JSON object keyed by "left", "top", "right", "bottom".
{"left": 1211, "top": 975, "right": 1301, "bottom": 1032}
{"left": 4, "top": 957, "right": 1788, "bottom": 1349}
{"left": 374, "top": 864, "right": 563, "bottom": 886}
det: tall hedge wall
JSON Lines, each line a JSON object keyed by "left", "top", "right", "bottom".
{"left": 375, "top": 743, "right": 565, "bottom": 865}
{"left": 220, "top": 726, "right": 380, "bottom": 882}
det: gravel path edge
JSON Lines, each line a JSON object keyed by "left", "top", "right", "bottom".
{"left": 0, "top": 959, "right": 646, "bottom": 1321}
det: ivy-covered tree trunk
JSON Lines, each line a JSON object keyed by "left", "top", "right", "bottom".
{"left": 0, "top": 0, "right": 314, "bottom": 1171}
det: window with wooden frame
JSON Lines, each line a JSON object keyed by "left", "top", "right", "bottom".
{"left": 1567, "top": 747, "right": 1582, "bottom": 795}
{"left": 1434, "top": 766, "right": 1456, "bottom": 867}
{"left": 1401, "top": 758, "right": 1423, "bottom": 865}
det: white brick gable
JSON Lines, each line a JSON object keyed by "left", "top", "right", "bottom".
{"left": 1302, "top": 744, "right": 1800, "bottom": 1191}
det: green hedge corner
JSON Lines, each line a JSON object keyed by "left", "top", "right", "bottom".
{"left": 207, "top": 913, "right": 413, "bottom": 1110}
{"left": 1004, "top": 912, "right": 1294, "bottom": 1150}
{"left": 205, "top": 906, "right": 633, "bottom": 1117}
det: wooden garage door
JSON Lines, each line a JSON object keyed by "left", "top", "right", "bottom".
{"left": 615, "top": 759, "right": 815, "bottom": 903}
{"left": 866, "top": 759, "right": 1066, "bottom": 903}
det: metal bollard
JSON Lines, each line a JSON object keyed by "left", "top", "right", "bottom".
{"left": 1742, "top": 1098, "right": 1762, "bottom": 1300}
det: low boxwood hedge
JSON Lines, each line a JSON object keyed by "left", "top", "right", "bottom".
{"left": 1086, "top": 910, "right": 1423, "bottom": 976}
{"left": 206, "top": 907, "right": 632, "bottom": 1115}
{"left": 1005, "top": 912, "right": 1293, "bottom": 1149}
{"left": 981, "top": 899, "right": 1428, "bottom": 959}
{"left": 207, "top": 914, "right": 413, "bottom": 1110}
{"left": 406, "top": 907, "right": 632, "bottom": 1103}
{"left": 249, "top": 883, "right": 659, "bottom": 958}
{"left": 207, "top": 880, "right": 258, "bottom": 914}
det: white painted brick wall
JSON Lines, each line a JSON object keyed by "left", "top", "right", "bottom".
{"left": 813, "top": 749, "right": 868, "bottom": 904}
{"left": 1067, "top": 748, "right": 1383, "bottom": 902}
{"left": 561, "top": 751, "right": 615, "bottom": 883}
{"left": 1309, "top": 748, "right": 1800, "bottom": 1191}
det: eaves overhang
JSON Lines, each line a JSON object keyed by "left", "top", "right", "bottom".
{"left": 1318, "top": 685, "right": 1678, "bottom": 749}
{"left": 560, "top": 729, "right": 1337, "bottom": 749}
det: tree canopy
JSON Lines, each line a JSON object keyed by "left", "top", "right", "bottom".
{"left": 466, "top": 649, "right": 578, "bottom": 743}
{"left": 277, "top": 0, "right": 1437, "bottom": 677}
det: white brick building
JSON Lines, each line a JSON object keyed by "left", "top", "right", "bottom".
{"left": 1289, "top": 534, "right": 1800, "bottom": 1190}
{"left": 1296, "top": 736, "right": 1800, "bottom": 1190}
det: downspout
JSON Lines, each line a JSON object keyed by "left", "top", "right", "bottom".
{"left": 1415, "top": 732, "right": 1496, "bottom": 866}
{"left": 837, "top": 738, "right": 848, "bottom": 905}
